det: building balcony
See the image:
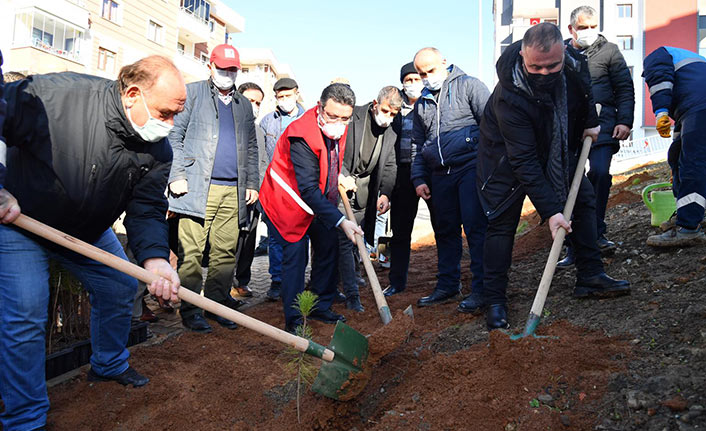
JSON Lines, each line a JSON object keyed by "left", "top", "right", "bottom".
{"left": 173, "top": 51, "right": 209, "bottom": 82}
{"left": 9, "top": 45, "right": 85, "bottom": 75}
{"left": 177, "top": 7, "right": 212, "bottom": 43}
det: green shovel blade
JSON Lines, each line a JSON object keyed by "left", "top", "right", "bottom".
{"left": 311, "top": 321, "right": 370, "bottom": 400}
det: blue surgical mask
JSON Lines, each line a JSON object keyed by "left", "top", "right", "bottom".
{"left": 127, "top": 89, "right": 173, "bottom": 142}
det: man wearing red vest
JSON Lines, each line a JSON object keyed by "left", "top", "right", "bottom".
{"left": 260, "top": 83, "right": 362, "bottom": 333}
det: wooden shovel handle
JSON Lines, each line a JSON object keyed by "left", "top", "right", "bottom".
{"left": 528, "top": 134, "right": 594, "bottom": 318}
{"left": 338, "top": 186, "right": 392, "bottom": 325}
{"left": 12, "top": 214, "right": 334, "bottom": 362}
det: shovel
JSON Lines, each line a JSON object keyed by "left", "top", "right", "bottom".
{"left": 12, "top": 214, "right": 370, "bottom": 400}
{"left": 338, "top": 186, "right": 393, "bottom": 325}
{"left": 511, "top": 133, "right": 597, "bottom": 340}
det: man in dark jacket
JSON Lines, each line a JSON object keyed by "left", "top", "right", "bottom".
{"left": 558, "top": 5, "right": 635, "bottom": 267}
{"left": 384, "top": 62, "right": 436, "bottom": 297}
{"left": 232, "top": 82, "right": 266, "bottom": 298}
{"left": 643, "top": 46, "right": 706, "bottom": 246}
{"left": 477, "top": 23, "right": 630, "bottom": 330}
{"left": 259, "top": 84, "right": 362, "bottom": 333}
{"left": 411, "top": 47, "right": 490, "bottom": 310}
{"left": 259, "top": 78, "right": 306, "bottom": 302}
{"left": 167, "top": 44, "right": 259, "bottom": 333}
{"left": 337, "top": 86, "right": 401, "bottom": 311}
{"left": 0, "top": 55, "right": 183, "bottom": 430}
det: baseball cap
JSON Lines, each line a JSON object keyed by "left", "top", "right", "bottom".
{"left": 210, "top": 44, "right": 241, "bottom": 69}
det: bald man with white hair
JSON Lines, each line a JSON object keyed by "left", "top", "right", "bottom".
{"left": 410, "top": 47, "right": 491, "bottom": 312}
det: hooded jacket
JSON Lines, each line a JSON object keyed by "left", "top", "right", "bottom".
{"left": 410, "top": 65, "right": 490, "bottom": 187}
{"left": 477, "top": 41, "right": 598, "bottom": 221}
{"left": 2, "top": 72, "right": 172, "bottom": 263}
{"left": 565, "top": 35, "right": 634, "bottom": 149}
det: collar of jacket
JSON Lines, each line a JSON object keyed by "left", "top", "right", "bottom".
{"left": 105, "top": 80, "right": 152, "bottom": 143}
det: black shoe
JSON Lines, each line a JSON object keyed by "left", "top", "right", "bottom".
{"left": 486, "top": 304, "right": 510, "bottom": 330}
{"left": 383, "top": 285, "right": 405, "bottom": 297}
{"left": 309, "top": 309, "right": 346, "bottom": 324}
{"left": 417, "top": 287, "right": 462, "bottom": 307}
{"left": 181, "top": 313, "right": 213, "bottom": 333}
{"left": 87, "top": 366, "right": 149, "bottom": 388}
{"left": 345, "top": 295, "right": 365, "bottom": 312}
{"left": 356, "top": 276, "right": 366, "bottom": 287}
{"left": 573, "top": 273, "right": 631, "bottom": 299}
{"left": 597, "top": 235, "right": 616, "bottom": 255}
{"left": 254, "top": 241, "right": 268, "bottom": 256}
{"left": 266, "top": 282, "right": 281, "bottom": 302}
{"left": 457, "top": 292, "right": 486, "bottom": 315}
{"left": 284, "top": 319, "right": 303, "bottom": 335}
{"left": 557, "top": 246, "right": 575, "bottom": 269}
{"left": 204, "top": 311, "right": 238, "bottom": 329}
{"left": 333, "top": 291, "right": 347, "bottom": 304}
{"left": 224, "top": 296, "right": 247, "bottom": 310}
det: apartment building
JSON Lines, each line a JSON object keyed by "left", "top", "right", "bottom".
{"left": 493, "top": 0, "right": 706, "bottom": 144}
{"left": 0, "top": 0, "right": 245, "bottom": 83}
{"left": 234, "top": 47, "right": 304, "bottom": 117}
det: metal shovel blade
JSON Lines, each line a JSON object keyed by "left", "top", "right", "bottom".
{"left": 311, "top": 321, "right": 370, "bottom": 400}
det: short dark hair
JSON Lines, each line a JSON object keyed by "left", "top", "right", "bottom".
{"left": 320, "top": 83, "right": 355, "bottom": 108}
{"left": 521, "top": 22, "right": 563, "bottom": 53}
{"left": 237, "top": 82, "right": 264, "bottom": 96}
{"left": 117, "top": 55, "right": 179, "bottom": 95}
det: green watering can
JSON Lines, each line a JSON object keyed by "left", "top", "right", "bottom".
{"left": 642, "top": 182, "right": 676, "bottom": 227}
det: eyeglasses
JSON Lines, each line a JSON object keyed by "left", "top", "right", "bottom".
{"left": 320, "top": 108, "right": 351, "bottom": 124}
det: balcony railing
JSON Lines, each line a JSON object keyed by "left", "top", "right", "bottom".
{"left": 13, "top": 37, "right": 83, "bottom": 64}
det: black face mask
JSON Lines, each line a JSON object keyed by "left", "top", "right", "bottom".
{"left": 526, "top": 69, "right": 562, "bottom": 94}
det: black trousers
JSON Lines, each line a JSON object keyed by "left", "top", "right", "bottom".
{"left": 388, "top": 163, "right": 436, "bottom": 290}
{"left": 483, "top": 175, "right": 604, "bottom": 305}
{"left": 234, "top": 207, "right": 260, "bottom": 286}
{"left": 272, "top": 218, "right": 339, "bottom": 326}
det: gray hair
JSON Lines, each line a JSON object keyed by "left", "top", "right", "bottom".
{"left": 521, "top": 22, "right": 564, "bottom": 53}
{"left": 376, "top": 86, "right": 403, "bottom": 110}
{"left": 320, "top": 83, "right": 356, "bottom": 108}
{"left": 570, "top": 6, "right": 597, "bottom": 28}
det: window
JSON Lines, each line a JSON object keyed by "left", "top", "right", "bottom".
{"left": 200, "top": 52, "right": 209, "bottom": 64}
{"left": 147, "top": 20, "right": 163, "bottom": 44}
{"left": 97, "top": 47, "right": 116, "bottom": 72}
{"left": 616, "top": 35, "right": 634, "bottom": 50}
{"left": 101, "top": 0, "right": 119, "bottom": 23}
{"left": 181, "top": 0, "right": 211, "bottom": 24}
{"left": 12, "top": 9, "right": 85, "bottom": 63}
{"left": 617, "top": 4, "right": 633, "bottom": 18}
{"left": 209, "top": 20, "right": 215, "bottom": 33}
{"left": 177, "top": 42, "right": 185, "bottom": 55}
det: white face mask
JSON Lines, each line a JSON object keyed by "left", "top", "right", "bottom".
{"left": 212, "top": 67, "right": 237, "bottom": 90}
{"left": 252, "top": 105, "right": 259, "bottom": 118}
{"left": 277, "top": 97, "right": 297, "bottom": 114}
{"left": 575, "top": 28, "right": 599, "bottom": 49}
{"left": 317, "top": 111, "right": 346, "bottom": 140}
{"left": 403, "top": 81, "right": 424, "bottom": 99}
{"left": 127, "top": 90, "right": 173, "bottom": 142}
{"left": 373, "top": 108, "right": 392, "bottom": 128}
{"left": 422, "top": 72, "right": 445, "bottom": 91}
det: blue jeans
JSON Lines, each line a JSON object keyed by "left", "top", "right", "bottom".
{"left": 430, "top": 165, "right": 487, "bottom": 294}
{"left": 264, "top": 217, "right": 283, "bottom": 283}
{"left": 0, "top": 225, "right": 138, "bottom": 430}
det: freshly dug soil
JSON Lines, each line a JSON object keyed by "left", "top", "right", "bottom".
{"left": 44, "top": 162, "right": 706, "bottom": 430}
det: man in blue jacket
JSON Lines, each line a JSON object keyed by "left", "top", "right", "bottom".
{"left": 168, "top": 44, "right": 259, "bottom": 333}
{"left": 0, "top": 55, "right": 183, "bottom": 430}
{"left": 411, "top": 47, "right": 490, "bottom": 311}
{"left": 643, "top": 46, "right": 706, "bottom": 247}
{"left": 259, "top": 78, "right": 306, "bottom": 301}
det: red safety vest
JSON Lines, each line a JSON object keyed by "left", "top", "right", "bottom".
{"left": 259, "top": 106, "right": 347, "bottom": 242}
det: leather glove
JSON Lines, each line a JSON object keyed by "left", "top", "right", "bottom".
{"left": 656, "top": 112, "right": 672, "bottom": 138}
